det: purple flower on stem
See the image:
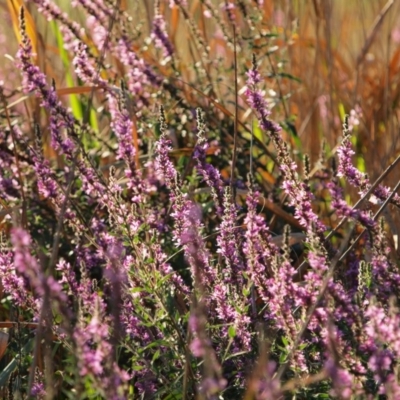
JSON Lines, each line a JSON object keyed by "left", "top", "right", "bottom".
{"left": 337, "top": 121, "right": 400, "bottom": 208}
{"left": 72, "top": 0, "right": 109, "bottom": 27}
{"left": 189, "top": 309, "right": 227, "bottom": 397}
{"left": 216, "top": 188, "right": 244, "bottom": 282}
{"left": 245, "top": 55, "right": 281, "bottom": 135}
{"left": 11, "top": 228, "right": 70, "bottom": 320}
{"left": 193, "top": 108, "right": 225, "bottom": 215}
{"left": 155, "top": 106, "right": 216, "bottom": 288}
{"left": 328, "top": 179, "right": 375, "bottom": 229}
{"left": 245, "top": 55, "right": 325, "bottom": 235}
{"left": 367, "top": 221, "right": 400, "bottom": 301}
{"left": 152, "top": 3, "right": 174, "bottom": 60}
{"left": 254, "top": 361, "right": 282, "bottom": 399}
{"left": 0, "top": 250, "right": 34, "bottom": 309}
{"left": 115, "top": 35, "right": 159, "bottom": 108}
{"left": 243, "top": 188, "right": 277, "bottom": 305}
{"left": 155, "top": 106, "right": 180, "bottom": 189}
{"left": 324, "top": 358, "right": 356, "bottom": 399}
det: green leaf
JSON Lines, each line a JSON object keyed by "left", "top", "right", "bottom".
{"left": 272, "top": 72, "right": 302, "bottom": 83}
{"left": 131, "top": 365, "right": 144, "bottom": 371}
{"left": 252, "top": 118, "right": 264, "bottom": 144}
{"left": 0, "top": 338, "right": 34, "bottom": 387}
{"left": 224, "top": 351, "right": 250, "bottom": 361}
{"left": 281, "top": 336, "right": 289, "bottom": 347}
{"left": 228, "top": 325, "right": 236, "bottom": 339}
{"left": 152, "top": 349, "right": 161, "bottom": 364}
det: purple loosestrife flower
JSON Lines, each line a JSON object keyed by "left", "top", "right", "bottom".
{"left": 297, "top": 155, "right": 364, "bottom": 325}
{"left": 212, "top": 281, "right": 251, "bottom": 351}
{"left": 32, "top": 156, "right": 58, "bottom": 199}
{"left": 86, "top": 15, "right": 111, "bottom": 50}
{"left": 11, "top": 228, "right": 71, "bottom": 320}
{"left": 56, "top": 259, "right": 79, "bottom": 297}
{"left": 369, "top": 222, "right": 400, "bottom": 301}
{"left": 214, "top": 190, "right": 252, "bottom": 351}
{"left": 72, "top": 42, "right": 110, "bottom": 91}
{"left": 107, "top": 94, "right": 145, "bottom": 201}
{"left": 280, "top": 161, "right": 326, "bottom": 234}
{"left": 154, "top": 107, "right": 187, "bottom": 239}
{"left": 0, "top": 250, "right": 35, "bottom": 310}
{"left": 298, "top": 232, "right": 331, "bottom": 330}
{"left": 216, "top": 188, "right": 244, "bottom": 284}
{"left": 107, "top": 95, "right": 135, "bottom": 161}
{"left": 152, "top": 4, "right": 174, "bottom": 60}
{"left": 116, "top": 34, "right": 162, "bottom": 89}
{"left": 91, "top": 0, "right": 114, "bottom": 18}
{"left": 72, "top": 0, "right": 109, "bottom": 26}
{"left": 266, "top": 228, "right": 303, "bottom": 343}
{"left": 152, "top": 240, "right": 190, "bottom": 295}
{"left": 17, "top": 12, "right": 76, "bottom": 138}
{"left": 243, "top": 189, "right": 309, "bottom": 372}
{"left": 328, "top": 179, "right": 375, "bottom": 229}
{"left": 324, "top": 323, "right": 363, "bottom": 399}
{"left": 31, "top": 369, "right": 46, "bottom": 399}
{"left": 179, "top": 202, "right": 216, "bottom": 288}
{"left": 69, "top": 43, "right": 145, "bottom": 224}
{"left": 324, "top": 358, "right": 356, "bottom": 399}
{"left": 74, "top": 313, "right": 111, "bottom": 376}
{"left": 253, "top": 361, "right": 282, "bottom": 399}
{"left": 189, "top": 309, "right": 227, "bottom": 398}
{"left": 155, "top": 107, "right": 180, "bottom": 189}
{"left": 337, "top": 125, "right": 368, "bottom": 190}
{"left": 133, "top": 370, "right": 158, "bottom": 398}
{"left": 364, "top": 300, "right": 400, "bottom": 395}
{"left": 245, "top": 55, "right": 281, "bottom": 135}
{"left": 297, "top": 231, "right": 362, "bottom": 369}
{"left": 119, "top": 298, "right": 143, "bottom": 338}
{"left": 73, "top": 44, "right": 144, "bottom": 199}
{"left": 28, "top": 0, "right": 85, "bottom": 50}
{"left": 73, "top": 302, "right": 129, "bottom": 398}
{"left": 348, "top": 105, "right": 362, "bottom": 132}
{"left": 245, "top": 55, "right": 325, "bottom": 235}
{"left": 11, "top": 227, "right": 47, "bottom": 299}
{"left": 193, "top": 108, "right": 225, "bottom": 215}
{"left": 155, "top": 107, "right": 216, "bottom": 288}
{"left": 29, "top": 137, "right": 86, "bottom": 233}
{"left": 337, "top": 122, "right": 400, "bottom": 208}
{"left": 77, "top": 262, "right": 105, "bottom": 314}
{"left": 243, "top": 188, "right": 278, "bottom": 307}
{"left": 98, "top": 234, "right": 125, "bottom": 337}
{"left": 115, "top": 35, "right": 156, "bottom": 109}
{"left": 17, "top": 10, "right": 112, "bottom": 207}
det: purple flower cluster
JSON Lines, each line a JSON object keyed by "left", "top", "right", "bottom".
{"left": 245, "top": 57, "right": 281, "bottom": 135}
{"left": 337, "top": 126, "right": 400, "bottom": 208}
{"left": 152, "top": 6, "right": 174, "bottom": 60}
{"left": 193, "top": 108, "right": 225, "bottom": 215}
{"left": 328, "top": 179, "right": 375, "bottom": 229}
{"left": 245, "top": 55, "right": 325, "bottom": 235}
